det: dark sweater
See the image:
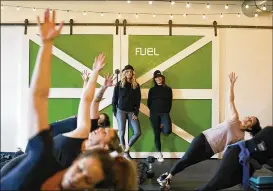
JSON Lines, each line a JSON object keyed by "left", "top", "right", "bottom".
{"left": 148, "top": 85, "right": 173, "bottom": 113}
{"left": 112, "top": 81, "right": 141, "bottom": 116}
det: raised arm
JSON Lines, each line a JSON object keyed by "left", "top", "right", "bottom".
{"left": 228, "top": 72, "right": 239, "bottom": 120}
{"left": 65, "top": 54, "right": 105, "bottom": 138}
{"left": 90, "top": 73, "right": 115, "bottom": 119}
{"left": 28, "top": 10, "right": 63, "bottom": 138}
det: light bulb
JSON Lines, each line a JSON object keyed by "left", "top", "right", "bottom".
{"left": 153, "top": 14, "right": 156, "bottom": 17}
{"left": 262, "top": 5, "right": 266, "bottom": 11}
{"left": 171, "top": 1, "right": 175, "bottom": 5}
{"left": 33, "top": 7, "right": 36, "bottom": 12}
{"left": 170, "top": 14, "right": 173, "bottom": 19}
{"left": 220, "top": 13, "right": 223, "bottom": 18}
{"left": 183, "top": 13, "right": 187, "bottom": 17}
{"left": 83, "top": 11, "right": 86, "bottom": 16}
{"left": 245, "top": 4, "right": 249, "bottom": 9}
{"left": 225, "top": 4, "right": 229, "bottom": 9}
{"left": 118, "top": 13, "right": 121, "bottom": 18}
{"left": 149, "top": 1, "right": 152, "bottom": 5}
{"left": 135, "top": 13, "right": 138, "bottom": 18}
{"left": 206, "top": 4, "right": 210, "bottom": 9}
{"left": 202, "top": 14, "right": 206, "bottom": 19}
{"left": 186, "top": 2, "right": 190, "bottom": 8}
{"left": 255, "top": 13, "right": 258, "bottom": 17}
{"left": 101, "top": 12, "right": 104, "bottom": 16}
{"left": 237, "top": 13, "right": 241, "bottom": 17}
{"left": 16, "top": 6, "right": 20, "bottom": 11}
{"left": 127, "top": 0, "right": 131, "bottom": 3}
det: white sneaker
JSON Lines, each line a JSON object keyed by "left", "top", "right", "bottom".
{"left": 157, "top": 152, "right": 164, "bottom": 163}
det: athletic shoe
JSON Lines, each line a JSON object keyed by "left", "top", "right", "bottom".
{"left": 124, "top": 151, "right": 132, "bottom": 160}
{"left": 157, "top": 152, "right": 164, "bottom": 163}
{"left": 160, "top": 178, "right": 171, "bottom": 189}
{"left": 157, "top": 172, "right": 169, "bottom": 185}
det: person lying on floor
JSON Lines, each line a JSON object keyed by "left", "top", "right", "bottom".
{"left": 1, "top": 10, "right": 137, "bottom": 190}
{"left": 196, "top": 126, "right": 273, "bottom": 191}
{"left": 157, "top": 72, "right": 262, "bottom": 189}
{"left": 1, "top": 27, "right": 120, "bottom": 180}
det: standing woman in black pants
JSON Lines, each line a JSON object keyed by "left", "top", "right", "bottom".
{"left": 148, "top": 70, "right": 173, "bottom": 162}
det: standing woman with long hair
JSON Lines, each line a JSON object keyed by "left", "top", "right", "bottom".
{"left": 112, "top": 65, "right": 142, "bottom": 159}
{"left": 148, "top": 70, "right": 173, "bottom": 163}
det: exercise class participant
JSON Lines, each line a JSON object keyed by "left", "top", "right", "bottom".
{"left": 1, "top": 71, "right": 117, "bottom": 176}
{"left": 157, "top": 72, "right": 262, "bottom": 189}
{"left": 1, "top": 10, "right": 137, "bottom": 191}
{"left": 112, "top": 65, "right": 142, "bottom": 159}
{"left": 148, "top": 70, "right": 173, "bottom": 162}
{"left": 196, "top": 126, "right": 273, "bottom": 191}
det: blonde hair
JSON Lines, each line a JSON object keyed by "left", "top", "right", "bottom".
{"left": 113, "top": 156, "right": 138, "bottom": 190}
{"left": 120, "top": 70, "right": 139, "bottom": 89}
{"left": 108, "top": 130, "right": 123, "bottom": 153}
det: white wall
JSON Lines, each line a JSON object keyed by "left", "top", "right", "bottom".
{"left": 1, "top": 27, "right": 24, "bottom": 152}
{"left": 1, "top": 1, "right": 272, "bottom": 151}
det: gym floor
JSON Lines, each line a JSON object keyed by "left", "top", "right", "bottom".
{"left": 136, "top": 159, "right": 272, "bottom": 191}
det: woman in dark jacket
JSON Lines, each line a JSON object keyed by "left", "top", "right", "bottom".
{"left": 112, "top": 65, "right": 142, "bottom": 159}
{"left": 148, "top": 70, "right": 173, "bottom": 162}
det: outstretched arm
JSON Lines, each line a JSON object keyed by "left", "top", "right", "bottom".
{"left": 228, "top": 72, "right": 239, "bottom": 120}
{"left": 64, "top": 54, "right": 106, "bottom": 138}
{"left": 90, "top": 73, "right": 115, "bottom": 119}
{"left": 28, "top": 10, "right": 63, "bottom": 139}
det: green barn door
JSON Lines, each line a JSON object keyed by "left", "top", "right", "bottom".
{"left": 121, "top": 27, "right": 219, "bottom": 158}
{"left": 25, "top": 26, "right": 120, "bottom": 132}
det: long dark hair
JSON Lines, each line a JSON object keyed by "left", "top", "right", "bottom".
{"left": 100, "top": 113, "right": 110, "bottom": 127}
{"left": 245, "top": 117, "right": 262, "bottom": 136}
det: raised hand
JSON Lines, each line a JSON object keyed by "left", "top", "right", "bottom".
{"left": 228, "top": 72, "right": 238, "bottom": 85}
{"left": 93, "top": 53, "right": 106, "bottom": 72}
{"left": 104, "top": 73, "right": 116, "bottom": 87}
{"left": 81, "top": 70, "right": 90, "bottom": 82}
{"left": 37, "top": 9, "right": 64, "bottom": 43}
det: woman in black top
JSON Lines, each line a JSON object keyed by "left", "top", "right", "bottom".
{"left": 196, "top": 126, "right": 273, "bottom": 191}
{"left": 148, "top": 70, "right": 173, "bottom": 162}
{"left": 112, "top": 65, "right": 142, "bottom": 159}
{"left": 1, "top": 10, "right": 137, "bottom": 191}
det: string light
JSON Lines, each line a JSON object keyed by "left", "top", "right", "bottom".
{"left": 255, "top": 13, "right": 258, "bottom": 17}
{"left": 127, "top": 0, "right": 131, "bottom": 3}
{"left": 262, "top": 5, "right": 266, "bottom": 11}
{"left": 0, "top": 4, "right": 252, "bottom": 20}
{"left": 202, "top": 14, "right": 206, "bottom": 19}
{"left": 149, "top": 1, "right": 152, "bottom": 5}
{"left": 245, "top": 4, "right": 249, "bottom": 9}
{"left": 101, "top": 12, "right": 104, "bottom": 16}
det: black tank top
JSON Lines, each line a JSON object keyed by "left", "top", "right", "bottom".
{"left": 53, "top": 135, "right": 85, "bottom": 168}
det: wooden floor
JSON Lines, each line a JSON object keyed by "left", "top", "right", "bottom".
{"left": 135, "top": 158, "right": 273, "bottom": 191}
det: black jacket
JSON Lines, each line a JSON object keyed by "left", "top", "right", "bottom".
{"left": 112, "top": 81, "right": 141, "bottom": 116}
{"left": 148, "top": 85, "right": 173, "bottom": 113}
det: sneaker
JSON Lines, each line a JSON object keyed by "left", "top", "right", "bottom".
{"left": 157, "top": 172, "right": 169, "bottom": 185}
{"left": 157, "top": 152, "right": 164, "bottom": 163}
{"left": 160, "top": 178, "right": 171, "bottom": 189}
{"left": 124, "top": 151, "right": 132, "bottom": 160}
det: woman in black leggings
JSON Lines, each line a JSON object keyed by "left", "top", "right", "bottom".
{"left": 148, "top": 70, "right": 173, "bottom": 162}
{"left": 196, "top": 126, "right": 273, "bottom": 191}
{"left": 157, "top": 72, "right": 262, "bottom": 189}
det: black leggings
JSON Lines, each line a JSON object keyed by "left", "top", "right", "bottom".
{"left": 169, "top": 133, "right": 214, "bottom": 176}
{"left": 150, "top": 113, "right": 172, "bottom": 152}
{"left": 197, "top": 146, "right": 255, "bottom": 191}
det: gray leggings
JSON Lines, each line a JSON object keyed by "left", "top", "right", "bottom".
{"left": 116, "top": 109, "right": 141, "bottom": 148}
